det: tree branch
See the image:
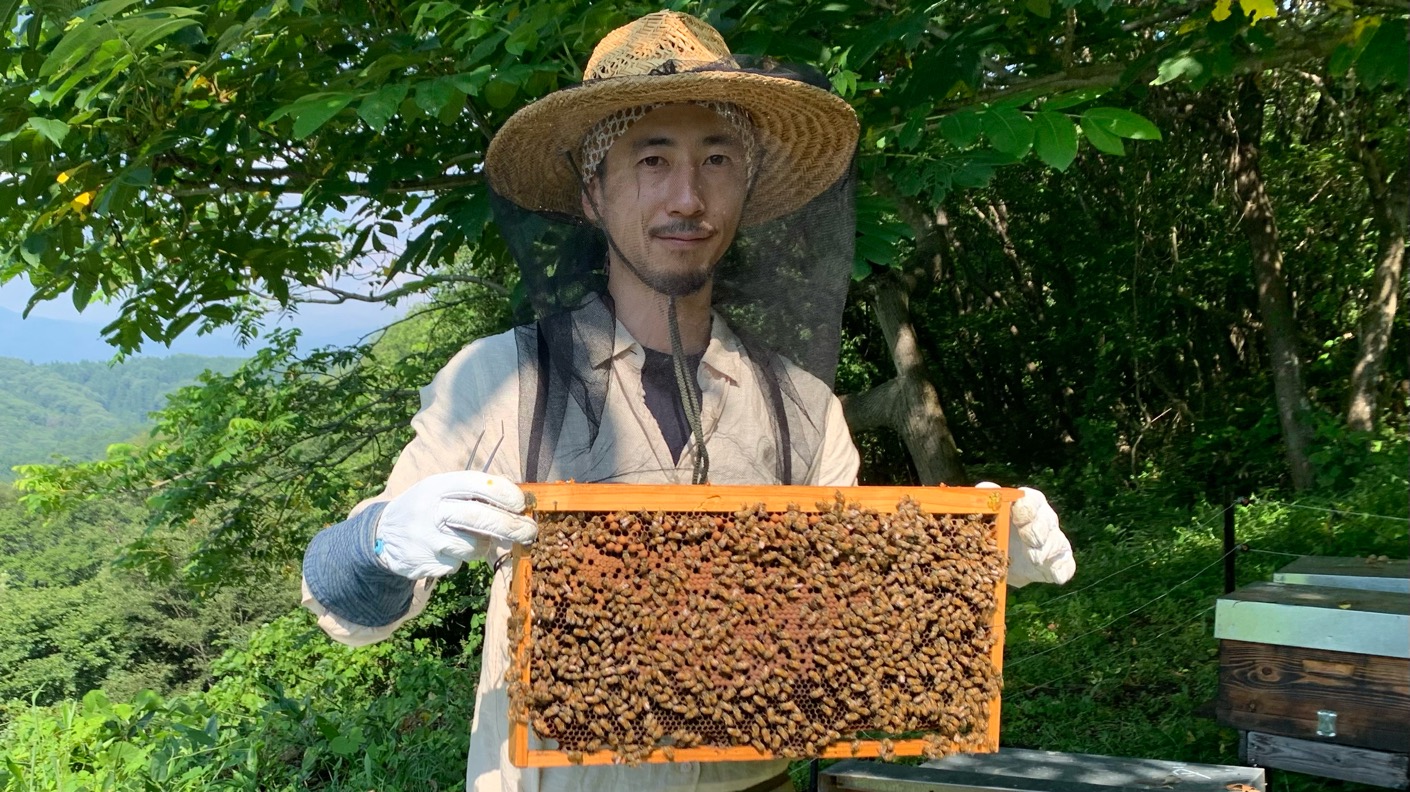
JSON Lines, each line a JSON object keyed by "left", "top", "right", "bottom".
{"left": 933, "top": 31, "right": 1341, "bottom": 116}
{"left": 165, "top": 172, "right": 483, "bottom": 199}
{"left": 281, "top": 273, "right": 511, "bottom": 304}
{"left": 839, "top": 378, "right": 902, "bottom": 432}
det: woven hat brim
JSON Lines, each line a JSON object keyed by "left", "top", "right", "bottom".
{"left": 485, "top": 71, "right": 859, "bottom": 226}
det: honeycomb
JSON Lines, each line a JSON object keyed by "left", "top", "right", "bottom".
{"left": 506, "top": 495, "right": 1004, "bottom": 765}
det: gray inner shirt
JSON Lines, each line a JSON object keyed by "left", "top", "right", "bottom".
{"left": 640, "top": 347, "right": 704, "bottom": 464}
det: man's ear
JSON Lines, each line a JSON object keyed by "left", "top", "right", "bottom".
{"left": 580, "top": 181, "right": 603, "bottom": 226}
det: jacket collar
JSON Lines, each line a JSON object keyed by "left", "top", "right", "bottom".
{"left": 582, "top": 294, "right": 744, "bottom": 385}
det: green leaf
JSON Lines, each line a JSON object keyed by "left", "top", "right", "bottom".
{"left": 358, "top": 84, "right": 408, "bottom": 131}
{"left": 1356, "top": 19, "right": 1409, "bottom": 88}
{"left": 27, "top": 117, "right": 70, "bottom": 146}
{"left": 416, "top": 77, "right": 465, "bottom": 118}
{"left": 328, "top": 726, "right": 363, "bottom": 756}
{"left": 40, "top": 20, "right": 117, "bottom": 78}
{"left": 504, "top": 20, "right": 539, "bottom": 56}
{"left": 1025, "top": 0, "right": 1052, "bottom": 18}
{"left": 73, "top": 276, "right": 95, "bottom": 312}
{"left": 483, "top": 79, "right": 517, "bottom": 109}
{"left": 448, "top": 66, "right": 492, "bottom": 97}
{"left": 172, "top": 722, "right": 216, "bottom": 747}
{"left": 82, "top": 689, "right": 111, "bottom": 713}
{"left": 266, "top": 92, "right": 358, "bottom": 139}
{"left": 898, "top": 110, "right": 925, "bottom": 150}
{"left": 0, "top": 0, "right": 21, "bottom": 46}
{"left": 1079, "top": 117, "right": 1125, "bottom": 155}
{"left": 1153, "top": 54, "right": 1203, "bottom": 86}
{"left": 1041, "top": 88, "right": 1106, "bottom": 111}
{"left": 20, "top": 233, "right": 49, "bottom": 266}
{"left": 981, "top": 107, "right": 1034, "bottom": 157}
{"left": 938, "top": 109, "right": 982, "bottom": 147}
{"left": 1330, "top": 18, "right": 1379, "bottom": 77}
{"left": 123, "top": 14, "right": 202, "bottom": 52}
{"left": 1032, "top": 111, "right": 1077, "bottom": 170}
{"left": 1082, "top": 107, "right": 1161, "bottom": 140}
{"left": 951, "top": 160, "right": 996, "bottom": 188}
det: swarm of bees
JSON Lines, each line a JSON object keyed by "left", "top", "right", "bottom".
{"left": 507, "top": 495, "right": 1004, "bottom": 765}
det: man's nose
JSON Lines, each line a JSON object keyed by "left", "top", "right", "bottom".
{"left": 665, "top": 165, "right": 705, "bottom": 216}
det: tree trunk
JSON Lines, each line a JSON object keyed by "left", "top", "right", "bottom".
{"left": 841, "top": 273, "right": 966, "bottom": 484}
{"left": 1226, "top": 77, "right": 1316, "bottom": 491}
{"left": 1345, "top": 127, "right": 1408, "bottom": 433}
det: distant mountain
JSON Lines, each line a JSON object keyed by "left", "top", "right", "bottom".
{"left": 0, "top": 355, "right": 244, "bottom": 480}
{"left": 0, "top": 305, "right": 387, "bottom": 363}
{"left": 0, "top": 306, "right": 262, "bottom": 362}
{"left": 0, "top": 307, "right": 129, "bottom": 363}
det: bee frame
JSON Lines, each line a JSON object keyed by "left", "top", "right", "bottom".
{"left": 509, "top": 483, "right": 1019, "bottom": 768}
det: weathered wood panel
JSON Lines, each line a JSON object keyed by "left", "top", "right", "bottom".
{"left": 1218, "top": 639, "right": 1410, "bottom": 751}
{"left": 1274, "top": 556, "right": 1410, "bottom": 594}
{"left": 820, "top": 751, "right": 1266, "bottom": 792}
{"left": 1244, "top": 731, "right": 1409, "bottom": 789}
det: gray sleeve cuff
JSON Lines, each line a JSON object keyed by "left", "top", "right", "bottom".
{"left": 302, "top": 503, "right": 417, "bottom": 627}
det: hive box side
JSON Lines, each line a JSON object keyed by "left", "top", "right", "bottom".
{"left": 821, "top": 751, "right": 1267, "bottom": 792}
{"left": 1217, "top": 639, "right": 1410, "bottom": 751}
{"left": 923, "top": 748, "right": 1267, "bottom": 789}
{"left": 1214, "top": 582, "right": 1410, "bottom": 658}
{"left": 1243, "top": 732, "right": 1409, "bottom": 789}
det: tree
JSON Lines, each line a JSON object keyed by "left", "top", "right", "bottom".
{"left": 1222, "top": 75, "right": 1315, "bottom": 490}
{"left": 5, "top": 0, "right": 1406, "bottom": 582}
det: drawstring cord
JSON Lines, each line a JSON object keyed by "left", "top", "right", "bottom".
{"left": 668, "top": 297, "right": 709, "bottom": 484}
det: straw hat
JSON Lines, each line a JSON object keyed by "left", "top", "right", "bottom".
{"left": 485, "top": 11, "right": 859, "bottom": 226}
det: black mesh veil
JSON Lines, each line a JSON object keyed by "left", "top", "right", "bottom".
{"left": 490, "top": 58, "right": 856, "bottom": 485}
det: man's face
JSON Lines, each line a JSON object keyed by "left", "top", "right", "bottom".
{"left": 584, "top": 104, "right": 749, "bottom": 297}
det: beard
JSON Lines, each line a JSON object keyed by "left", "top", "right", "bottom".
{"left": 635, "top": 261, "right": 716, "bottom": 297}
{"left": 608, "top": 220, "right": 721, "bottom": 297}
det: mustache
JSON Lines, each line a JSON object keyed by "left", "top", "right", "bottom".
{"left": 648, "top": 219, "right": 715, "bottom": 237}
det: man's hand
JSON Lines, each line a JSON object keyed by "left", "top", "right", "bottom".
{"left": 977, "top": 482, "right": 1075, "bottom": 587}
{"left": 375, "top": 471, "right": 538, "bottom": 580}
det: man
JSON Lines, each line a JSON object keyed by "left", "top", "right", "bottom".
{"left": 302, "top": 11, "right": 1074, "bottom": 792}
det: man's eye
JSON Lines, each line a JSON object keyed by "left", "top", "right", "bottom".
{"left": 706, "top": 154, "right": 731, "bottom": 166}
{"left": 640, "top": 155, "right": 665, "bottom": 167}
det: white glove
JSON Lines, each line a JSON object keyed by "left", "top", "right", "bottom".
{"left": 374, "top": 471, "right": 538, "bottom": 580}
{"left": 977, "top": 482, "right": 1075, "bottom": 588}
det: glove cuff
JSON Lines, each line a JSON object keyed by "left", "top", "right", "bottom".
{"left": 303, "top": 503, "right": 418, "bottom": 627}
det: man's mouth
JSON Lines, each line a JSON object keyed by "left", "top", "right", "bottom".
{"left": 651, "top": 222, "right": 714, "bottom": 245}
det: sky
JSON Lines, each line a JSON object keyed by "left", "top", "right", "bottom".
{"left": 0, "top": 196, "right": 427, "bottom": 362}
{"left": 0, "top": 277, "right": 406, "bottom": 362}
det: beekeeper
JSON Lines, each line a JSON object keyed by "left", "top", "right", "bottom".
{"left": 302, "top": 11, "right": 1075, "bottom": 792}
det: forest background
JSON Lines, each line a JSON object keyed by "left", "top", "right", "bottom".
{"left": 0, "top": 0, "right": 1406, "bottom": 789}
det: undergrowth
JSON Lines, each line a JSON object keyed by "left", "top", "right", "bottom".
{"left": 2, "top": 440, "right": 1404, "bottom": 791}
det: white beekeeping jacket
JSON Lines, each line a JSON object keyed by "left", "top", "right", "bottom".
{"left": 302, "top": 301, "right": 860, "bottom": 792}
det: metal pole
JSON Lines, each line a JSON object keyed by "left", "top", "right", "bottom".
{"left": 1223, "top": 491, "right": 1237, "bottom": 594}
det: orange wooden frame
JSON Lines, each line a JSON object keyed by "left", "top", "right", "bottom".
{"left": 508, "top": 483, "right": 1017, "bottom": 768}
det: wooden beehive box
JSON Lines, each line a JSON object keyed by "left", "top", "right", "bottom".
{"left": 507, "top": 483, "right": 1019, "bottom": 768}
{"left": 822, "top": 749, "right": 1267, "bottom": 792}
{"left": 1215, "top": 556, "right": 1410, "bottom": 789}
